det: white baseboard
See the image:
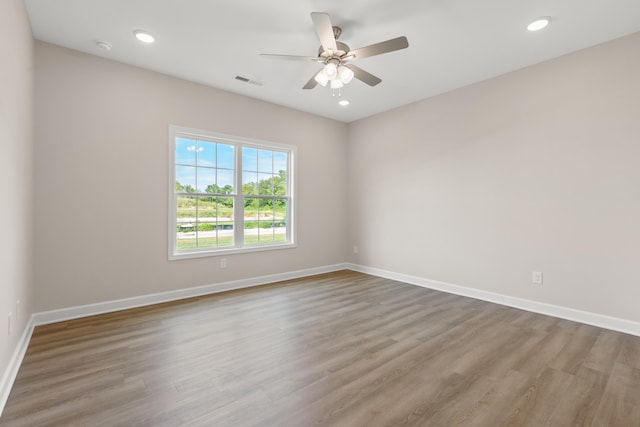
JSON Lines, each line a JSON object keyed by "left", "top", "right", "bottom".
{"left": 32, "top": 263, "right": 349, "bottom": 326}
{"left": 0, "top": 315, "right": 35, "bottom": 417}
{"left": 346, "top": 263, "right": 640, "bottom": 337}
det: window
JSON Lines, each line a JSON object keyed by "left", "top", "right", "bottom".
{"left": 169, "top": 126, "right": 295, "bottom": 260}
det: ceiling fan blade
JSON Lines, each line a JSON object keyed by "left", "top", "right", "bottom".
{"left": 303, "top": 72, "right": 319, "bottom": 90}
{"left": 344, "top": 64, "right": 382, "bottom": 86}
{"left": 260, "top": 54, "right": 322, "bottom": 62}
{"left": 311, "top": 12, "right": 338, "bottom": 53}
{"left": 349, "top": 36, "right": 409, "bottom": 60}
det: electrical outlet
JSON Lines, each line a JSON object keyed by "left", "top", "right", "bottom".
{"left": 532, "top": 271, "right": 543, "bottom": 285}
{"left": 220, "top": 258, "right": 227, "bottom": 269}
{"left": 353, "top": 246, "right": 359, "bottom": 254}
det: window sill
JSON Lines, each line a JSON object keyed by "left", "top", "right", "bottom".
{"left": 169, "top": 242, "right": 297, "bottom": 261}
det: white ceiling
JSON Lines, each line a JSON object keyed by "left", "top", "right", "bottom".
{"left": 25, "top": 0, "right": 640, "bottom": 123}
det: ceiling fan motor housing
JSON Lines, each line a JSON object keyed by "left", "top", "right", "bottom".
{"left": 318, "top": 41, "right": 350, "bottom": 61}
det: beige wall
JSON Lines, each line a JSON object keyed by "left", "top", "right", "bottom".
{"left": 0, "top": 0, "right": 34, "bottom": 376}
{"left": 31, "top": 31, "right": 640, "bottom": 325}
{"left": 34, "top": 42, "right": 349, "bottom": 312}
{"left": 348, "top": 32, "right": 640, "bottom": 323}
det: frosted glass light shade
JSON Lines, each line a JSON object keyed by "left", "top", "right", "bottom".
{"left": 338, "top": 66, "right": 354, "bottom": 84}
{"left": 323, "top": 62, "right": 338, "bottom": 78}
{"left": 314, "top": 71, "right": 329, "bottom": 86}
{"left": 330, "top": 79, "right": 344, "bottom": 89}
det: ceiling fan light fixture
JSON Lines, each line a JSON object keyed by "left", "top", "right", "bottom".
{"left": 323, "top": 62, "right": 338, "bottom": 79}
{"left": 338, "top": 66, "right": 354, "bottom": 84}
{"left": 314, "top": 71, "right": 329, "bottom": 86}
{"left": 330, "top": 78, "right": 344, "bottom": 89}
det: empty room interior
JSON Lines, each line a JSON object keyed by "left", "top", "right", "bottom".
{"left": 2, "top": 0, "right": 640, "bottom": 425}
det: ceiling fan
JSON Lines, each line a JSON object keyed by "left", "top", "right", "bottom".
{"left": 261, "top": 12, "right": 409, "bottom": 90}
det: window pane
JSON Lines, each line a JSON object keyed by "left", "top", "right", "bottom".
{"left": 217, "top": 197, "right": 234, "bottom": 247}
{"left": 218, "top": 144, "right": 234, "bottom": 169}
{"left": 273, "top": 223, "right": 287, "bottom": 242}
{"left": 196, "top": 224, "right": 217, "bottom": 248}
{"left": 274, "top": 198, "right": 287, "bottom": 221}
{"left": 176, "top": 196, "right": 197, "bottom": 250}
{"left": 197, "top": 195, "right": 216, "bottom": 220}
{"left": 197, "top": 141, "right": 216, "bottom": 167}
{"left": 258, "top": 173, "right": 274, "bottom": 195}
{"left": 242, "top": 171, "right": 258, "bottom": 195}
{"left": 175, "top": 196, "right": 236, "bottom": 250}
{"left": 217, "top": 169, "right": 234, "bottom": 193}
{"left": 242, "top": 147, "right": 258, "bottom": 171}
{"left": 260, "top": 199, "right": 275, "bottom": 243}
{"left": 274, "top": 199, "right": 287, "bottom": 242}
{"left": 176, "top": 166, "right": 196, "bottom": 193}
{"left": 197, "top": 167, "right": 216, "bottom": 193}
{"left": 216, "top": 229, "right": 234, "bottom": 247}
{"left": 258, "top": 149, "right": 273, "bottom": 173}
{"left": 176, "top": 234, "right": 197, "bottom": 251}
{"left": 274, "top": 172, "right": 286, "bottom": 196}
{"left": 243, "top": 198, "right": 286, "bottom": 245}
{"left": 199, "top": 197, "right": 235, "bottom": 248}
{"left": 260, "top": 198, "right": 275, "bottom": 221}
{"left": 176, "top": 195, "right": 197, "bottom": 220}
{"left": 273, "top": 151, "right": 287, "bottom": 175}
{"left": 244, "top": 198, "right": 258, "bottom": 222}
{"left": 217, "top": 197, "right": 234, "bottom": 223}
{"left": 196, "top": 197, "right": 216, "bottom": 249}
{"left": 244, "top": 196, "right": 258, "bottom": 245}
{"left": 176, "top": 138, "right": 197, "bottom": 165}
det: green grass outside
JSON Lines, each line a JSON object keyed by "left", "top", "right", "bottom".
{"left": 176, "top": 196, "right": 286, "bottom": 219}
{"left": 176, "top": 232, "right": 286, "bottom": 250}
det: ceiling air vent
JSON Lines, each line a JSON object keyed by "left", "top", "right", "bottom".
{"left": 234, "top": 75, "right": 262, "bottom": 86}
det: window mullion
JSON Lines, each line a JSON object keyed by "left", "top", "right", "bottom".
{"left": 234, "top": 145, "right": 243, "bottom": 247}
{"left": 195, "top": 141, "right": 199, "bottom": 248}
{"left": 286, "top": 152, "right": 292, "bottom": 242}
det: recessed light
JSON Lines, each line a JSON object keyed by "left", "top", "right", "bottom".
{"left": 527, "top": 17, "right": 550, "bottom": 32}
{"left": 134, "top": 30, "right": 155, "bottom": 43}
{"left": 338, "top": 99, "right": 350, "bottom": 107}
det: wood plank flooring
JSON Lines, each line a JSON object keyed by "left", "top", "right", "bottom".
{"left": 2, "top": 270, "right": 640, "bottom": 426}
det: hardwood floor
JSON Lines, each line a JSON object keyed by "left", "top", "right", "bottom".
{"left": 2, "top": 270, "right": 639, "bottom": 426}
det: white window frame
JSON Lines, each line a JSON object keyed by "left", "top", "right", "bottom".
{"left": 168, "top": 125, "right": 296, "bottom": 260}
